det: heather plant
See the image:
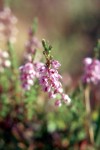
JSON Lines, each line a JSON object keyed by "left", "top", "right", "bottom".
{"left": 0, "top": 4, "right": 100, "bottom": 150}
{"left": 82, "top": 40, "right": 100, "bottom": 148}
{"left": 0, "top": 6, "right": 18, "bottom": 43}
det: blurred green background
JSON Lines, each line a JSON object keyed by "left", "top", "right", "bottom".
{"left": 2, "top": 0, "right": 100, "bottom": 75}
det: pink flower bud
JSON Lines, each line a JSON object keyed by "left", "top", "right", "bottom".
{"left": 62, "top": 94, "right": 71, "bottom": 105}
{"left": 83, "top": 57, "right": 92, "bottom": 66}
{"left": 55, "top": 100, "right": 62, "bottom": 107}
{"left": 49, "top": 91, "right": 56, "bottom": 99}
{"left": 51, "top": 60, "right": 61, "bottom": 69}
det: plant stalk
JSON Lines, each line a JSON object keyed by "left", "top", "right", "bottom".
{"left": 84, "top": 85, "right": 94, "bottom": 144}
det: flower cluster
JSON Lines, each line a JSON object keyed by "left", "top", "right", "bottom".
{"left": 19, "top": 23, "right": 43, "bottom": 90}
{"left": 0, "top": 7, "right": 18, "bottom": 43}
{"left": 19, "top": 38, "right": 71, "bottom": 106}
{"left": 19, "top": 62, "right": 44, "bottom": 90}
{"left": 39, "top": 59, "right": 71, "bottom": 107}
{"left": 24, "top": 28, "right": 41, "bottom": 62}
{"left": 19, "top": 62, "right": 36, "bottom": 90}
{"left": 0, "top": 49, "right": 11, "bottom": 72}
{"left": 82, "top": 57, "right": 100, "bottom": 85}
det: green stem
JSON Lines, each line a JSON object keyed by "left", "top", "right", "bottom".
{"left": 94, "top": 108, "right": 100, "bottom": 142}
{"left": 7, "top": 41, "right": 21, "bottom": 103}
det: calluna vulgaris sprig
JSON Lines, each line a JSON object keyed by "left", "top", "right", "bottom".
{"left": 39, "top": 39, "right": 71, "bottom": 107}
{"left": 24, "top": 22, "right": 42, "bottom": 62}
{"left": 82, "top": 58, "right": 100, "bottom": 85}
{"left": 19, "top": 38, "right": 71, "bottom": 107}
{"left": 0, "top": 7, "right": 18, "bottom": 43}
{"left": 19, "top": 62, "right": 43, "bottom": 90}
{"left": 82, "top": 41, "right": 100, "bottom": 85}
{"left": 19, "top": 23, "right": 43, "bottom": 90}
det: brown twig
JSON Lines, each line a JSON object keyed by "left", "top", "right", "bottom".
{"left": 84, "top": 85, "right": 94, "bottom": 144}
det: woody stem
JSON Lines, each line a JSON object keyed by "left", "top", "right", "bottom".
{"left": 84, "top": 85, "right": 94, "bottom": 144}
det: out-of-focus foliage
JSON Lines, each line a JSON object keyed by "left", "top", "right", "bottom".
{"left": 2, "top": 0, "right": 99, "bottom": 74}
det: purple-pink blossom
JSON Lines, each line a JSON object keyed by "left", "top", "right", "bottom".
{"left": 19, "top": 37, "right": 71, "bottom": 106}
{"left": 19, "top": 62, "right": 36, "bottom": 90}
{"left": 39, "top": 59, "right": 71, "bottom": 106}
{"left": 55, "top": 100, "right": 62, "bottom": 107}
{"left": 19, "top": 62, "right": 43, "bottom": 90}
{"left": 82, "top": 57, "right": 100, "bottom": 84}
{"left": 0, "top": 7, "right": 18, "bottom": 43}
{"left": 51, "top": 60, "right": 61, "bottom": 69}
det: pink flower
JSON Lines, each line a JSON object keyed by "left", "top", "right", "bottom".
{"left": 19, "top": 61, "right": 44, "bottom": 90}
{"left": 55, "top": 100, "right": 62, "bottom": 107}
{"left": 82, "top": 57, "right": 100, "bottom": 84}
{"left": 19, "top": 62, "right": 36, "bottom": 90}
{"left": 34, "top": 62, "right": 44, "bottom": 78}
{"left": 83, "top": 57, "right": 92, "bottom": 66}
{"left": 20, "top": 37, "right": 71, "bottom": 106}
{"left": 49, "top": 91, "right": 56, "bottom": 99}
{"left": 38, "top": 59, "right": 71, "bottom": 106}
{"left": 51, "top": 60, "right": 61, "bottom": 69}
{"left": 61, "top": 94, "right": 71, "bottom": 105}
{"left": 0, "top": 7, "right": 18, "bottom": 43}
